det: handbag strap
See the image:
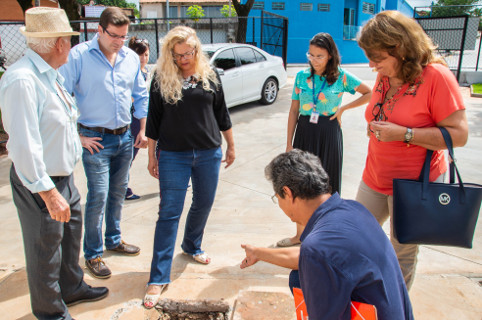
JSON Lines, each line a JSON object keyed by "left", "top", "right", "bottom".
{"left": 419, "top": 127, "right": 466, "bottom": 202}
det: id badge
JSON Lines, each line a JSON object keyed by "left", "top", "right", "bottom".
{"left": 310, "top": 111, "right": 319, "bottom": 124}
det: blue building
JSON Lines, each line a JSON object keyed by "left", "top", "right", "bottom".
{"left": 248, "top": 0, "right": 414, "bottom": 64}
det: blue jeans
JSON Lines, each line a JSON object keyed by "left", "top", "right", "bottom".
{"left": 148, "top": 147, "right": 222, "bottom": 285}
{"left": 79, "top": 127, "right": 133, "bottom": 260}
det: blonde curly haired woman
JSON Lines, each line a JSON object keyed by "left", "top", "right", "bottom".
{"left": 143, "top": 26, "right": 235, "bottom": 308}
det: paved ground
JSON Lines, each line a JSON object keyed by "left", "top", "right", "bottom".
{"left": 0, "top": 65, "right": 481, "bottom": 319}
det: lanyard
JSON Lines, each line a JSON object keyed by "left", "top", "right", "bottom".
{"left": 312, "top": 77, "right": 327, "bottom": 107}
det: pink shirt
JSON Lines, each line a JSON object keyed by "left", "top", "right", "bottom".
{"left": 363, "top": 63, "right": 465, "bottom": 195}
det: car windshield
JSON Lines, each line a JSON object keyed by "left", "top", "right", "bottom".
{"left": 203, "top": 50, "right": 215, "bottom": 58}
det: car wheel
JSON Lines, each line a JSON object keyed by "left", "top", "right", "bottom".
{"left": 259, "top": 77, "right": 278, "bottom": 105}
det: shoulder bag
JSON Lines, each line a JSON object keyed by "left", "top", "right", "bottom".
{"left": 393, "top": 127, "right": 482, "bottom": 248}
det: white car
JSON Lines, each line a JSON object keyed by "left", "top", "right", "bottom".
{"left": 203, "top": 43, "right": 287, "bottom": 108}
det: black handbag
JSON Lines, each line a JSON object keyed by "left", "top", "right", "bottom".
{"left": 393, "top": 127, "right": 482, "bottom": 248}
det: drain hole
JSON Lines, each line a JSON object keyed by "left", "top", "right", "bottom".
{"left": 157, "top": 298, "right": 230, "bottom": 320}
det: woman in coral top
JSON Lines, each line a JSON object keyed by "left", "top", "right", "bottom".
{"left": 278, "top": 32, "right": 372, "bottom": 247}
{"left": 356, "top": 11, "right": 468, "bottom": 290}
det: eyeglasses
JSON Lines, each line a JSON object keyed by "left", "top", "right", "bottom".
{"left": 372, "top": 103, "right": 387, "bottom": 122}
{"left": 271, "top": 194, "right": 278, "bottom": 204}
{"left": 306, "top": 52, "right": 328, "bottom": 61}
{"left": 135, "top": 38, "right": 149, "bottom": 45}
{"left": 172, "top": 49, "right": 196, "bottom": 61}
{"left": 102, "top": 26, "right": 129, "bottom": 41}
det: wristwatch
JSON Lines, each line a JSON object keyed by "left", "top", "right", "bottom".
{"left": 404, "top": 128, "right": 414, "bottom": 143}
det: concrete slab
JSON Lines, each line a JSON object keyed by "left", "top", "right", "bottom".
{"left": 0, "top": 66, "right": 481, "bottom": 319}
{"left": 232, "top": 291, "right": 295, "bottom": 320}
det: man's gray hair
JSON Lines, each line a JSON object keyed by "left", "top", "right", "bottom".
{"left": 26, "top": 36, "right": 59, "bottom": 54}
{"left": 265, "top": 149, "right": 331, "bottom": 199}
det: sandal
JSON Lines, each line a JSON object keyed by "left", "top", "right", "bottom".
{"left": 183, "top": 252, "right": 211, "bottom": 265}
{"left": 277, "top": 237, "right": 301, "bottom": 247}
{"left": 143, "top": 284, "right": 168, "bottom": 309}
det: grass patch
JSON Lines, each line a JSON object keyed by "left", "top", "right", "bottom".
{"left": 472, "top": 83, "right": 482, "bottom": 94}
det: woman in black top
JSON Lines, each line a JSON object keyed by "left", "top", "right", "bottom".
{"left": 143, "top": 26, "right": 235, "bottom": 309}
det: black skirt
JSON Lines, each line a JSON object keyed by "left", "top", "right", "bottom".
{"left": 293, "top": 115, "right": 343, "bottom": 194}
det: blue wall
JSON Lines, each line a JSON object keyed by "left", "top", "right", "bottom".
{"left": 248, "top": 0, "right": 414, "bottom": 64}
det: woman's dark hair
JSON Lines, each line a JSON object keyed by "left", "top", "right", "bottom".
{"left": 128, "top": 36, "right": 149, "bottom": 55}
{"left": 265, "top": 149, "right": 331, "bottom": 200}
{"left": 309, "top": 32, "right": 340, "bottom": 85}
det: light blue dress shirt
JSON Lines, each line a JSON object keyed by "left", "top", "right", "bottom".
{"left": 59, "top": 34, "right": 148, "bottom": 129}
{"left": 0, "top": 49, "right": 82, "bottom": 193}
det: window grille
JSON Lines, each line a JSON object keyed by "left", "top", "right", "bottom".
{"left": 300, "top": 3, "right": 313, "bottom": 11}
{"left": 272, "top": 2, "right": 285, "bottom": 10}
{"left": 318, "top": 3, "right": 330, "bottom": 12}
{"left": 253, "top": 1, "right": 264, "bottom": 10}
{"left": 362, "top": 2, "right": 375, "bottom": 14}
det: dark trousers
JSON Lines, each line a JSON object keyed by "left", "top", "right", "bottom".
{"left": 289, "top": 270, "right": 301, "bottom": 294}
{"left": 10, "top": 165, "right": 88, "bottom": 320}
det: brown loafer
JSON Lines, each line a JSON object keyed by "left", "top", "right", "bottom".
{"left": 107, "top": 240, "right": 140, "bottom": 256}
{"left": 85, "top": 257, "right": 111, "bottom": 279}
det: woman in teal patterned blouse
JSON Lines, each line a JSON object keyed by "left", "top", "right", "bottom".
{"left": 277, "top": 33, "right": 372, "bottom": 247}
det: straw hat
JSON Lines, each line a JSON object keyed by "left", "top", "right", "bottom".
{"left": 19, "top": 7, "right": 80, "bottom": 38}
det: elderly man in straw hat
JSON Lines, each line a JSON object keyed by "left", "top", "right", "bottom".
{"left": 0, "top": 7, "right": 108, "bottom": 319}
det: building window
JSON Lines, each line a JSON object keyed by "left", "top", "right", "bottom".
{"left": 272, "top": 2, "right": 285, "bottom": 10}
{"left": 343, "top": 7, "right": 357, "bottom": 40}
{"left": 253, "top": 1, "right": 264, "bottom": 10}
{"left": 318, "top": 3, "right": 330, "bottom": 12}
{"left": 362, "top": 2, "right": 375, "bottom": 14}
{"left": 203, "top": 6, "right": 223, "bottom": 17}
{"left": 164, "top": 5, "right": 178, "bottom": 18}
{"left": 181, "top": 5, "right": 189, "bottom": 17}
{"left": 300, "top": 3, "right": 313, "bottom": 11}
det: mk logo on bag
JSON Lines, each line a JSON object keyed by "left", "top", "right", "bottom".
{"left": 438, "top": 193, "right": 450, "bottom": 205}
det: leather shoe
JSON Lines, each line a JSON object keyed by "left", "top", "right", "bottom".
{"left": 107, "top": 240, "right": 140, "bottom": 256}
{"left": 64, "top": 285, "right": 109, "bottom": 307}
{"left": 85, "top": 257, "right": 112, "bottom": 279}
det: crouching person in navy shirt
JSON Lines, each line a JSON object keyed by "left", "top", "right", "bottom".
{"left": 240, "top": 150, "right": 413, "bottom": 320}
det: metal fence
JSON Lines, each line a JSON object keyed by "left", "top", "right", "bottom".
{"left": 415, "top": 15, "right": 481, "bottom": 81}
{"left": 0, "top": 12, "right": 288, "bottom": 68}
{"left": 414, "top": 5, "right": 482, "bottom": 81}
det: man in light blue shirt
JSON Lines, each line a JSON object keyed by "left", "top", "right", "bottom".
{"left": 60, "top": 7, "right": 148, "bottom": 279}
{"left": 0, "top": 7, "right": 108, "bottom": 319}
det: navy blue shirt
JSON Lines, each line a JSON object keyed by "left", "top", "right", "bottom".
{"left": 299, "top": 193, "right": 413, "bottom": 320}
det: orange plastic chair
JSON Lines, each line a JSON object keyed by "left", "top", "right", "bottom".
{"left": 293, "top": 287, "right": 378, "bottom": 320}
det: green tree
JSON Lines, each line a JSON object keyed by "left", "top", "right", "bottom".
{"left": 432, "top": 0, "right": 480, "bottom": 17}
{"left": 220, "top": 4, "right": 237, "bottom": 17}
{"left": 471, "top": 8, "right": 482, "bottom": 30}
{"left": 232, "top": 0, "right": 255, "bottom": 43}
{"left": 186, "top": 5, "right": 205, "bottom": 22}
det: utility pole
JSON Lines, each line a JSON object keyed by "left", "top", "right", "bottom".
{"left": 166, "top": 0, "right": 170, "bottom": 31}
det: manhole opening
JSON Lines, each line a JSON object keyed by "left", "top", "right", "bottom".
{"left": 156, "top": 298, "right": 230, "bottom": 320}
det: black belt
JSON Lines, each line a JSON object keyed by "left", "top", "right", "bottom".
{"left": 78, "top": 123, "right": 129, "bottom": 135}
